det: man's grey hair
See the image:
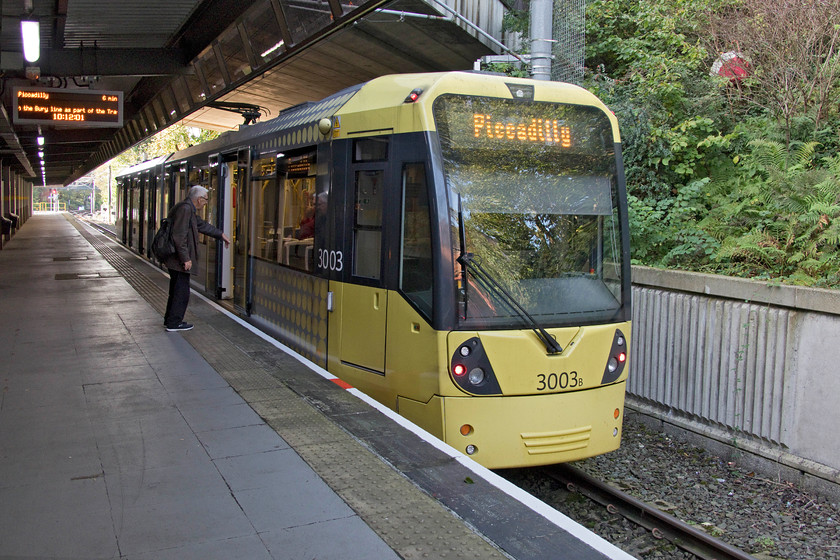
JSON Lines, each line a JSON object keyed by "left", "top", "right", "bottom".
{"left": 188, "top": 185, "right": 209, "bottom": 200}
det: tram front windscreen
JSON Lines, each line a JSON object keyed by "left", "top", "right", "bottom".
{"left": 433, "top": 94, "right": 626, "bottom": 328}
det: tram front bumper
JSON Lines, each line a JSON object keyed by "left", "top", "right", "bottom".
{"left": 441, "top": 382, "right": 627, "bottom": 469}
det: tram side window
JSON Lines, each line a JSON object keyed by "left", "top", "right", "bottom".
{"left": 353, "top": 170, "right": 383, "bottom": 279}
{"left": 189, "top": 168, "right": 210, "bottom": 243}
{"left": 252, "top": 156, "right": 278, "bottom": 262}
{"left": 281, "top": 153, "right": 316, "bottom": 272}
{"left": 400, "top": 163, "right": 433, "bottom": 319}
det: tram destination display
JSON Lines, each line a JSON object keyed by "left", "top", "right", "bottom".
{"left": 434, "top": 94, "right": 614, "bottom": 154}
{"left": 12, "top": 87, "right": 123, "bottom": 127}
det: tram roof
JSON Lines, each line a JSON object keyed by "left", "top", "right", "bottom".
{"left": 0, "top": 0, "right": 504, "bottom": 187}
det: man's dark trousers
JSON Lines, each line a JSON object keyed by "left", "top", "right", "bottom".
{"left": 164, "top": 269, "right": 191, "bottom": 328}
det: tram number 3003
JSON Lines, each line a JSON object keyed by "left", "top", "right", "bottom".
{"left": 537, "top": 371, "right": 583, "bottom": 391}
{"left": 317, "top": 249, "right": 344, "bottom": 272}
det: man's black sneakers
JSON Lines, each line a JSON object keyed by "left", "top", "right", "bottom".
{"left": 165, "top": 322, "right": 194, "bottom": 332}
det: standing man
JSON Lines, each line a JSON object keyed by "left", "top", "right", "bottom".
{"left": 163, "top": 185, "right": 230, "bottom": 332}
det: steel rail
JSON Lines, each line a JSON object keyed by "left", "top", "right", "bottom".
{"left": 545, "top": 464, "right": 758, "bottom": 560}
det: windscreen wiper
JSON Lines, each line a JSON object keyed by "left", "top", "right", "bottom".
{"left": 456, "top": 251, "right": 563, "bottom": 355}
{"left": 457, "top": 195, "right": 470, "bottom": 319}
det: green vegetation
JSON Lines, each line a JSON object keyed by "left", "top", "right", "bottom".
{"left": 499, "top": 0, "right": 840, "bottom": 287}
{"left": 588, "top": 0, "right": 840, "bottom": 286}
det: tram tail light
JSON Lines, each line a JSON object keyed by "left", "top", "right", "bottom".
{"left": 453, "top": 363, "right": 467, "bottom": 377}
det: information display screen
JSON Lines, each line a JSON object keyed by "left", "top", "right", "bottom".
{"left": 433, "top": 94, "right": 614, "bottom": 154}
{"left": 12, "top": 87, "right": 123, "bottom": 127}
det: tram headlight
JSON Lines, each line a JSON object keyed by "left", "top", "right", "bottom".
{"left": 468, "top": 367, "right": 485, "bottom": 386}
{"left": 449, "top": 337, "right": 502, "bottom": 395}
{"left": 602, "top": 329, "right": 628, "bottom": 384}
{"left": 465, "top": 444, "right": 477, "bottom": 455}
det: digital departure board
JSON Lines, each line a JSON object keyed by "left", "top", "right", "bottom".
{"left": 12, "top": 87, "right": 123, "bottom": 128}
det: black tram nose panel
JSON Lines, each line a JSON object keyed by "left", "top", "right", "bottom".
{"left": 601, "top": 329, "right": 628, "bottom": 384}
{"left": 450, "top": 337, "right": 502, "bottom": 395}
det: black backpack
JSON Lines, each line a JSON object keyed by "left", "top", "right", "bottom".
{"left": 151, "top": 218, "right": 175, "bottom": 260}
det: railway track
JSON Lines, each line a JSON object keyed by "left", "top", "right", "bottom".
{"left": 543, "top": 464, "right": 758, "bottom": 560}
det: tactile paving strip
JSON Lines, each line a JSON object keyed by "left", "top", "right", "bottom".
{"left": 69, "top": 216, "right": 510, "bottom": 560}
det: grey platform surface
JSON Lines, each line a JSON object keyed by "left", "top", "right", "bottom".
{"left": 0, "top": 215, "right": 408, "bottom": 559}
{"left": 0, "top": 213, "right": 631, "bottom": 560}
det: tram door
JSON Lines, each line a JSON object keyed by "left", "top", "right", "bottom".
{"left": 209, "top": 154, "right": 233, "bottom": 300}
{"left": 232, "top": 148, "right": 251, "bottom": 313}
{"left": 146, "top": 175, "right": 158, "bottom": 259}
{"left": 339, "top": 150, "right": 388, "bottom": 374}
{"left": 129, "top": 181, "right": 140, "bottom": 252}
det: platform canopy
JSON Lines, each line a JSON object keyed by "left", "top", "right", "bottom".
{"left": 0, "top": 0, "right": 507, "bottom": 186}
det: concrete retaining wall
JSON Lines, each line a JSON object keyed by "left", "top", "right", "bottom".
{"left": 630, "top": 266, "right": 840, "bottom": 494}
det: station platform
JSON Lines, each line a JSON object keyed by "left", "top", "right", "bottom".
{"left": 0, "top": 213, "right": 634, "bottom": 560}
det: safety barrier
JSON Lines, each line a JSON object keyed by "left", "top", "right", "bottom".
{"left": 630, "top": 266, "right": 840, "bottom": 492}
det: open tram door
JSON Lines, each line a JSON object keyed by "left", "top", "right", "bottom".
{"left": 230, "top": 148, "right": 252, "bottom": 313}
{"left": 209, "top": 153, "right": 233, "bottom": 300}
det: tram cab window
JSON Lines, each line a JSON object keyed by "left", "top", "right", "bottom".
{"left": 353, "top": 169, "right": 384, "bottom": 279}
{"left": 353, "top": 138, "right": 388, "bottom": 162}
{"left": 351, "top": 138, "right": 388, "bottom": 280}
{"left": 400, "top": 163, "right": 434, "bottom": 319}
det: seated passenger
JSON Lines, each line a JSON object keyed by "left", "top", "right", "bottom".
{"left": 296, "top": 194, "right": 315, "bottom": 239}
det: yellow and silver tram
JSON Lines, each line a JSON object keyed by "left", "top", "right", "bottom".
{"left": 116, "top": 71, "right": 631, "bottom": 469}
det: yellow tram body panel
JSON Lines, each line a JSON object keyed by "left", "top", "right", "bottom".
{"left": 328, "top": 282, "right": 630, "bottom": 468}
{"left": 445, "top": 323, "right": 630, "bottom": 396}
{"left": 434, "top": 381, "right": 627, "bottom": 469}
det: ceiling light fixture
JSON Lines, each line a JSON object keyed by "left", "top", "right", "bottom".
{"left": 21, "top": 20, "right": 40, "bottom": 63}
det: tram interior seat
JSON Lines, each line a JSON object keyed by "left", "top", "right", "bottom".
{"left": 0, "top": 215, "right": 11, "bottom": 235}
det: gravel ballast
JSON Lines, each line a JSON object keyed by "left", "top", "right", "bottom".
{"left": 501, "top": 411, "right": 840, "bottom": 559}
